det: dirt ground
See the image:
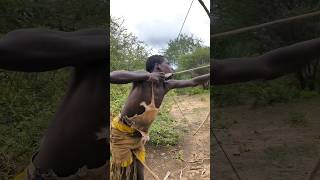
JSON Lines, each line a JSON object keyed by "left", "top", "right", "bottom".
{"left": 145, "top": 94, "right": 210, "bottom": 180}
{"left": 212, "top": 98, "right": 320, "bottom": 180}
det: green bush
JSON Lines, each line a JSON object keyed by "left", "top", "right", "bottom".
{"left": 0, "top": 69, "right": 69, "bottom": 178}
{"left": 299, "top": 90, "right": 319, "bottom": 99}
{"left": 149, "top": 92, "right": 182, "bottom": 146}
{"left": 249, "top": 79, "right": 301, "bottom": 107}
{"left": 175, "top": 86, "right": 209, "bottom": 95}
{"left": 212, "top": 84, "right": 247, "bottom": 107}
{"left": 212, "top": 76, "right": 320, "bottom": 108}
{"left": 286, "top": 112, "right": 308, "bottom": 127}
{"left": 110, "top": 84, "right": 131, "bottom": 117}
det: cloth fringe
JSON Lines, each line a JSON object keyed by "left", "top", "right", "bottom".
{"left": 111, "top": 155, "right": 139, "bottom": 180}
{"left": 110, "top": 115, "right": 147, "bottom": 179}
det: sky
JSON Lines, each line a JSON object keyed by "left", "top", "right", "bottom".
{"left": 111, "top": 0, "right": 210, "bottom": 54}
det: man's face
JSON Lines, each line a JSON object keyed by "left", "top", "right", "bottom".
{"left": 157, "top": 58, "right": 174, "bottom": 74}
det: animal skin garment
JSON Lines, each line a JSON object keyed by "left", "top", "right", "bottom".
{"left": 127, "top": 83, "right": 159, "bottom": 139}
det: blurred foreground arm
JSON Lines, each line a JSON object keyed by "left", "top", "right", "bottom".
{"left": 212, "top": 38, "right": 320, "bottom": 85}
{"left": 0, "top": 28, "right": 107, "bottom": 72}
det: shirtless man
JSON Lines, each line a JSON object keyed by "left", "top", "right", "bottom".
{"left": 0, "top": 28, "right": 108, "bottom": 179}
{"left": 1, "top": 26, "right": 318, "bottom": 180}
{"left": 110, "top": 37, "right": 320, "bottom": 179}
{"left": 110, "top": 55, "right": 210, "bottom": 179}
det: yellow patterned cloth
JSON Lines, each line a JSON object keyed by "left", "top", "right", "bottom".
{"left": 14, "top": 169, "right": 27, "bottom": 180}
{"left": 110, "top": 116, "right": 145, "bottom": 166}
{"left": 111, "top": 116, "right": 136, "bottom": 134}
{"left": 110, "top": 116, "right": 146, "bottom": 180}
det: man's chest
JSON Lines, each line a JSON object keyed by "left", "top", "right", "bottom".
{"left": 137, "top": 82, "right": 167, "bottom": 107}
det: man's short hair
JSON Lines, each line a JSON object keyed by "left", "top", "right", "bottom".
{"left": 146, "top": 55, "right": 165, "bottom": 72}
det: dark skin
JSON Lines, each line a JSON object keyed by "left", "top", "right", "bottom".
{"left": 110, "top": 59, "right": 210, "bottom": 120}
{"left": 210, "top": 38, "right": 320, "bottom": 180}
{"left": 0, "top": 28, "right": 108, "bottom": 177}
{"left": 1, "top": 27, "right": 318, "bottom": 179}
{"left": 110, "top": 37, "right": 320, "bottom": 179}
{"left": 110, "top": 58, "right": 210, "bottom": 179}
{"left": 212, "top": 38, "right": 320, "bottom": 84}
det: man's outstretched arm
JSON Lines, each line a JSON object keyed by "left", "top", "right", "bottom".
{"left": 110, "top": 70, "right": 165, "bottom": 84}
{"left": 166, "top": 73, "right": 210, "bottom": 90}
{"left": 0, "top": 28, "right": 107, "bottom": 72}
{"left": 212, "top": 38, "right": 320, "bottom": 85}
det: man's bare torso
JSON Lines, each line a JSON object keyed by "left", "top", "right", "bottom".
{"left": 33, "top": 60, "right": 108, "bottom": 176}
{"left": 121, "top": 80, "right": 169, "bottom": 119}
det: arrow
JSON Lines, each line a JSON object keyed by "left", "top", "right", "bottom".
{"left": 165, "top": 64, "right": 210, "bottom": 78}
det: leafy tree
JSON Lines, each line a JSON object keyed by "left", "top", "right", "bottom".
{"left": 179, "top": 47, "right": 210, "bottom": 77}
{"left": 162, "top": 34, "right": 209, "bottom": 86}
{"left": 110, "top": 17, "right": 150, "bottom": 71}
{"left": 163, "top": 34, "right": 202, "bottom": 68}
{"left": 0, "top": 0, "right": 107, "bottom": 32}
{"left": 211, "top": 0, "right": 320, "bottom": 104}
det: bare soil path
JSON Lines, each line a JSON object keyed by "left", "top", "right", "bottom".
{"left": 212, "top": 98, "right": 320, "bottom": 180}
{"left": 145, "top": 93, "right": 210, "bottom": 180}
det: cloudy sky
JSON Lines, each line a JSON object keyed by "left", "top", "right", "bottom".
{"left": 111, "top": 0, "right": 210, "bottom": 54}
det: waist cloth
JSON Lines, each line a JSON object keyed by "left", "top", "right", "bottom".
{"left": 110, "top": 116, "right": 146, "bottom": 180}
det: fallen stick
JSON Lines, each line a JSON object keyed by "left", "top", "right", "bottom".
{"left": 172, "top": 97, "right": 188, "bottom": 122}
{"left": 188, "top": 160, "right": 201, "bottom": 163}
{"left": 133, "top": 151, "right": 160, "bottom": 180}
{"left": 307, "top": 156, "right": 320, "bottom": 180}
{"left": 201, "top": 158, "right": 210, "bottom": 163}
{"left": 180, "top": 165, "right": 189, "bottom": 180}
{"left": 193, "top": 112, "right": 210, "bottom": 136}
{"left": 190, "top": 166, "right": 202, "bottom": 170}
{"left": 163, "top": 171, "right": 171, "bottom": 180}
{"left": 201, "top": 168, "right": 206, "bottom": 175}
